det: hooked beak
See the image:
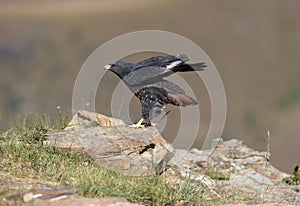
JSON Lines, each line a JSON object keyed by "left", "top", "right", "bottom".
{"left": 104, "top": 64, "right": 112, "bottom": 70}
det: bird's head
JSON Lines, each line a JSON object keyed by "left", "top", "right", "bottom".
{"left": 104, "top": 60, "right": 118, "bottom": 70}
{"left": 104, "top": 60, "right": 133, "bottom": 79}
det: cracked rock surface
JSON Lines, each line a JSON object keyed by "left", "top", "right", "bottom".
{"left": 168, "top": 139, "right": 300, "bottom": 205}
{"left": 45, "top": 110, "right": 175, "bottom": 176}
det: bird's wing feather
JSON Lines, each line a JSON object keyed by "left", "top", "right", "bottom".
{"left": 123, "top": 66, "right": 175, "bottom": 86}
{"left": 151, "top": 80, "right": 186, "bottom": 94}
{"left": 131, "top": 79, "right": 184, "bottom": 94}
{"left": 132, "top": 80, "right": 198, "bottom": 107}
{"left": 152, "top": 80, "right": 198, "bottom": 106}
{"left": 134, "top": 54, "right": 188, "bottom": 69}
{"left": 168, "top": 93, "right": 198, "bottom": 106}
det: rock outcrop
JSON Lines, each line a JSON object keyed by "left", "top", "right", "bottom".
{"left": 45, "top": 110, "right": 175, "bottom": 176}
{"left": 3, "top": 111, "right": 299, "bottom": 205}
{"left": 168, "top": 139, "right": 299, "bottom": 205}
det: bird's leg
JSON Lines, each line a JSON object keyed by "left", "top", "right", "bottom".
{"left": 142, "top": 119, "right": 157, "bottom": 127}
{"left": 129, "top": 118, "right": 145, "bottom": 128}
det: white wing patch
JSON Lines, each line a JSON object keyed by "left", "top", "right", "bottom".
{"left": 165, "top": 60, "right": 182, "bottom": 70}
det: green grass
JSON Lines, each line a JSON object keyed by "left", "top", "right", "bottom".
{"left": 205, "top": 168, "right": 229, "bottom": 181}
{"left": 0, "top": 113, "right": 209, "bottom": 205}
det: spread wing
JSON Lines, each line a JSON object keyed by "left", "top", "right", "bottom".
{"left": 123, "top": 54, "right": 206, "bottom": 86}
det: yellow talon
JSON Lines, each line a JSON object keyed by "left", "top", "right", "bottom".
{"left": 129, "top": 118, "right": 145, "bottom": 128}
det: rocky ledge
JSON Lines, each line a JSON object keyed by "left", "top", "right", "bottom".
{"left": 2, "top": 110, "right": 299, "bottom": 205}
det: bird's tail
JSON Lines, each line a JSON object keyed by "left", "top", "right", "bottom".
{"left": 189, "top": 62, "right": 207, "bottom": 71}
{"left": 173, "top": 62, "right": 207, "bottom": 72}
{"left": 168, "top": 93, "right": 198, "bottom": 107}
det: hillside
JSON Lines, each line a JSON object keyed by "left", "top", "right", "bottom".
{"left": 1, "top": 112, "right": 299, "bottom": 205}
{"left": 0, "top": 0, "right": 299, "bottom": 173}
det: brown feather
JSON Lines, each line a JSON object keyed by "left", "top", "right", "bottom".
{"left": 168, "top": 93, "right": 198, "bottom": 107}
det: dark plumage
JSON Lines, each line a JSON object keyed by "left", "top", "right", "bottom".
{"left": 104, "top": 54, "right": 207, "bottom": 128}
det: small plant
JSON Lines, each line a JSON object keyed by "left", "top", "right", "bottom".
{"left": 205, "top": 167, "right": 229, "bottom": 181}
{"left": 282, "top": 165, "right": 300, "bottom": 185}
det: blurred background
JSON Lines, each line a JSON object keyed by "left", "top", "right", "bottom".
{"left": 0, "top": 0, "right": 299, "bottom": 173}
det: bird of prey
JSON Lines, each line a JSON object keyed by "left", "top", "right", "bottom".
{"left": 104, "top": 54, "right": 207, "bottom": 128}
